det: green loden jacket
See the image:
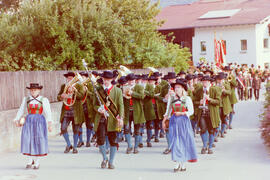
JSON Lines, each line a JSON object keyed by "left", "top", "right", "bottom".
{"left": 85, "top": 82, "right": 96, "bottom": 123}
{"left": 143, "top": 83, "right": 156, "bottom": 121}
{"left": 57, "top": 83, "right": 85, "bottom": 125}
{"left": 130, "top": 84, "right": 146, "bottom": 125}
{"left": 194, "top": 85, "right": 221, "bottom": 128}
{"left": 155, "top": 80, "right": 170, "bottom": 120}
{"left": 93, "top": 85, "right": 124, "bottom": 132}
{"left": 229, "top": 75, "right": 238, "bottom": 105}
{"left": 221, "top": 81, "right": 232, "bottom": 115}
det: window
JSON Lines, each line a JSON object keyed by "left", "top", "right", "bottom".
{"left": 264, "top": 38, "right": 268, "bottom": 48}
{"left": 201, "top": 41, "right": 206, "bottom": 52}
{"left": 241, "top": 40, "right": 247, "bottom": 51}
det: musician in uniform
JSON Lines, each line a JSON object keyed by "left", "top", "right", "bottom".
{"left": 143, "top": 75, "right": 158, "bottom": 147}
{"left": 57, "top": 72, "right": 85, "bottom": 154}
{"left": 93, "top": 70, "right": 124, "bottom": 169}
{"left": 186, "top": 74, "right": 196, "bottom": 132}
{"left": 77, "top": 72, "right": 95, "bottom": 148}
{"left": 216, "top": 72, "right": 232, "bottom": 138}
{"left": 117, "top": 76, "right": 132, "bottom": 154}
{"left": 14, "top": 83, "right": 52, "bottom": 169}
{"left": 252, "top": 72, "right": 262, "bottom": 101}
{"left": 223, "top": 66, "right": 238, "bottom": 129}
{"left": 195, "top": 75, "right": 221, "bottom": 154}
{"left": 125, "top": 73, "right": 146, "bottom": 154}
{"left": 159, "top": 72, "right": 177, "bottom": 154}
{"left": 153, "top": 72, "right": 166, "bottom": 141}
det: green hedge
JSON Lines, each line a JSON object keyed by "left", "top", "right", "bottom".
{"left": 260, "top": 82, "right": 270, "bottom": 147}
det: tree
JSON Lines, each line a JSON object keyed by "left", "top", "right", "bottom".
{"left": 0, "top": 0, "right": 190, "bottom": 71}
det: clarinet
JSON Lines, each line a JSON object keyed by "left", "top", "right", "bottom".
{"left": 82, "top": 59, "right": 109, "bottom": 118}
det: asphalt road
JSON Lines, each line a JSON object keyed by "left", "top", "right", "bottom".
{"left": 0, "top": 92, "right": 269, "bottom": 180}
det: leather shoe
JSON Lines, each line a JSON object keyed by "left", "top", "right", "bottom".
{"left": 163, "top": 149, "right": 171, "bottom": 154}
{"left": 64, "top": 145, "right": 73, "bottom": 153}
{"left": 26, "top": 160, "right": 34, "bottom": 169}
{"left": 147, "top": 142, "right": 152, "bottom": 147}
{"left": 33, "top": 164, "right": 40, "bottom": 170}
{"left": 201, "top": 147, "right": 207, "bottom": 154}
{"left": 174, "top": 165, "right": 181, "bottom": 173}
{"left": 133, "top": 148, "right": 139, "bottom": 154}
{"left": 180, "top": 168, "right": 186, "bottom": 172}
{"left": 126, "top": 147, "right": 133, "bottom": 154}
{"left": 77, "top": 142, "right": 84, "bottom": 148}
{"left": 138, "top": 143, "right": 143, "bottom": 148}
{"left": 101, "top": 160, "right": 108, "bottom": 169}
{"left": 72, "top": 148, "right": 78, "bottom": 154}
{"left": 86, "top": 142, "right": 91, "bottom": 147}
{"left": 154, "top": 138, "right": 159, "bottom": 142}
{"left": 108, "top": 164, "right": 115, "bottom": 169}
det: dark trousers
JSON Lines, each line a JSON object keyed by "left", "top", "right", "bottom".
{"left": 238, "top": 88, "right": 243, "bottom": 100}
{"left": 96, "top": 118, "right": 118, "bottom": 147}
{"left": 61, "top": 116, "right": 80, "bottom": 135}
{"left": 199, "top": 110, "right": 214, "bottom": 135}
{"left": 254, "top": 89, "right": 260, "bottom": 100}
{"left": 248, "top": 88, "right": 253, "bottom": 99}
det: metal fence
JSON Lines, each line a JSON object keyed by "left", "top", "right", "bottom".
{"left": 0, "top": 67, "right": 174, "bottom": 111}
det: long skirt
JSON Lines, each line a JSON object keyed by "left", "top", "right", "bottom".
{"left": 169, "top": 114, "right": 197, "bottom": 163}
{"left": 21, "top": 114, "right": 48, "bottom": 156}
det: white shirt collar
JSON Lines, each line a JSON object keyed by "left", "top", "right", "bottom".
{"left": 103, "top": 84, "right": 112, "bottom": 90}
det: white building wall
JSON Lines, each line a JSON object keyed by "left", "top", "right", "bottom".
{"left": 192, "top": 25, "right": 257, "bottom": 66}
{"left": 255, "top": 18, "right": 270, "bottom": 68}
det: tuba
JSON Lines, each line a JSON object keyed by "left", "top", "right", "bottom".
{"left": 63, "top": 72, "right": 83, "bottom": 106}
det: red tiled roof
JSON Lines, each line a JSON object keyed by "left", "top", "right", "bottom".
{"left": 156, "top": 0, "right": 270, "bottom": 30}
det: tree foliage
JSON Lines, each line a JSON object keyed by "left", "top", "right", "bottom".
{"left": 0, "top": 0, "right": 190, "bottom": 71}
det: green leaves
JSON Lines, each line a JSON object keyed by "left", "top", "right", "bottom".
{"left": 0, "top": 0, "right": 190, "bottom": 71}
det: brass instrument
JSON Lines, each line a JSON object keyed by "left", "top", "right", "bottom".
{"left": 63, "top": 72, "right": 83, "bottom": 107}
{"left": 227, "top": 74, "right": 233, "bottom": 82}
{"left": 147, "top": 67, "right": 158, "bottom": 77}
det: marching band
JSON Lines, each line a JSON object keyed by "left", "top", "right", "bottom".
{"left": 14, "top": 62, "right": 270, "bottom": 172}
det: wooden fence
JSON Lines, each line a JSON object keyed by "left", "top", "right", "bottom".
{"left": 0, "top": 67, "right": 174, "bottom": 111}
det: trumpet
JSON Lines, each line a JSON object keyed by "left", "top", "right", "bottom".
{"left": 63, "top": 72, "right": 83, "bottom": 106}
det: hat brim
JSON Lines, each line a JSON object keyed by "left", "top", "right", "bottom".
{"left": 64, "top": 74, "right": 75, "bottom": 78}
{"left": 171, "top": 82, "right": 187, "bottom": 91}
{"left": 26, "top": 86, "right": 43, "bottom": 89}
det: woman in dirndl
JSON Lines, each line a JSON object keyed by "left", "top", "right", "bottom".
{"left": 14, "top": 83, "right": 52, "bottom": 169}
{"left": 162, "top": 79, "right": 197, "bottom": 172}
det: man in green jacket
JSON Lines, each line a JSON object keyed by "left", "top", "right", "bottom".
{"left": 118, "top": 76, "right": 133, "bottom": 154}
{"left": 143, "top": 75, "right": 158, "bottom": 147}
{"left": 224, "top": 66, "right": 238, "bottom": 129}
{"left": 159, "top": 72, "right": 177, "bottom": 154}
{"left": 216, "top": 72, "right": 232, "bottom": 138}
{"left": 126, "top": 73, "right": 146, "bottom": 154}
{"left": 77, "top": 72, "right": 95, "bottom": 148}
{"left": 57, "top": 72, "right": 85, "bottom": 154}
{"left": 195, "top": 75, "right": 221, "bottom": 154}
{"left": 93, "top": 70, "right": 124, "bottom": 169}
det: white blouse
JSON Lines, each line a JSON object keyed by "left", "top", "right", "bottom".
{"left": 164, "top": 95, "right": 194, "bottom": 118}
{"left": 14, "top": 95, "right": 52, "bottom": 123}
